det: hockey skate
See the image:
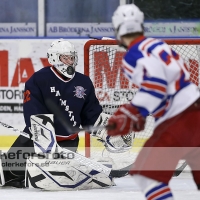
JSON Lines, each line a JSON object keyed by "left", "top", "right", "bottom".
{"left": 0, "top": 152, "right": 25, "bottom": 188}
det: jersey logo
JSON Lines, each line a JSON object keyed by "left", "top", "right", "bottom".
{"left": 73, "top": 86, "right": 86, "bottom": 99}
{"left": 23, "top": 90, "right": 31, "bottom": 103}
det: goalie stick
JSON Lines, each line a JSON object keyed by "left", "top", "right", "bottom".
{"left": 0, "top": 120, "right": 131, "bottom": 178}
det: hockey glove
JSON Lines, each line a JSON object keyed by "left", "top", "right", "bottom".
{"left": 92, "top": 112, "right": 133, "bottom": 153}
{"left": 107, "top": 104, "right": 145, "bottom": 136}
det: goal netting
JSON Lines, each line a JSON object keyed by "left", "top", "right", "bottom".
{"left": 84, "top": 39, "right": 200, "bottom": 167}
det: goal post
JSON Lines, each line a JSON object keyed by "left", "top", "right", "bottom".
{"left": 84, "top": 38, "right": 200, "bottom": 159}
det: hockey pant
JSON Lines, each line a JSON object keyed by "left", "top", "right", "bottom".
{"left": 130, "top": 97, "right": 200, "bottom": 189}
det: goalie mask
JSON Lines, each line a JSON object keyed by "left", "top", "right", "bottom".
{"left": 47, "top": 39, "right": 78, "bottom": 79}
{"left": 112, "top": 4, "right": 144, "bottom": 41}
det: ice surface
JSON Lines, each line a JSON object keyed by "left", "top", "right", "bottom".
{"left": 0, "top": 173, "right": 200, "bottom": 200}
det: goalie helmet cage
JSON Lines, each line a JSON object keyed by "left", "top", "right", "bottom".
{"left": 84, "top": 39, "right": 200, "bottom": 159}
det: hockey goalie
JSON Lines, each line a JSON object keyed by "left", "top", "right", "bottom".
{"left": 0, "top": 38, "right": 133, "bottom": 190}
{"left": 0, "top": 113, "right": 133, "bottom": 190}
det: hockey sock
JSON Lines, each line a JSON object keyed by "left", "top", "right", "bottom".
{"left": 145, "top": 182, "right": 173, "bottom": 200}
{"left": 134, "top": 175, "right": 173, "bottom": 200}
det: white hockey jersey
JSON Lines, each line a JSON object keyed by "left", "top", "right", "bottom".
{"left": 122, "top": 36, "right": 200, "bottom": 127}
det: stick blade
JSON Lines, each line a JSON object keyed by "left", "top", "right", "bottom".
{"left": 173, "top": 161, "right": 187, "bottom": 177}
{"left": 110, "top": 163, "right": 133, "bottom": 178}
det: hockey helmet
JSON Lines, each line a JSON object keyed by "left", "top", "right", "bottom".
{"left": 47, "top": 39, "right": 78, "bottom": 79}
{"left": 112, "top": 4, "right": 144, "bottom": 41}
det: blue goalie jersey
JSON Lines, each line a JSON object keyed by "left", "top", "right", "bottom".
{"left": 23, "top": 66, "right": 102, "bottom": 137}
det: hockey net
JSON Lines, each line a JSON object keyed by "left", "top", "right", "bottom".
{"left": 84, "top": 39, "right": 200, "bottom": 167}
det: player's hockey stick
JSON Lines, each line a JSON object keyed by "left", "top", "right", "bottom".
{"left": 0, "top": 119, "right": 131, "bottom": 178}
{"left": 0, "top": 113, "right": 184, "bottom": 178}
{"left": 173, "top": 161, "right": 187, "bottom": 177}
{"left": 45, "top": 99, "right": 115, "bottom": 134}
{"left": 0, "top": 121, "right": 30, "bottom": 139}
{"left": 43, "top": 100, "right": 191, "bottom": 177}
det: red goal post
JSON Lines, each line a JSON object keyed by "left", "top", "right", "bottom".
{"left": 84, "top": 39, "right": 200, "bottom": 158}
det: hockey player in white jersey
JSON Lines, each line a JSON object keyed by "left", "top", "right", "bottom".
{"left": 107, "top": 3, "right": 200, "bottom": 200}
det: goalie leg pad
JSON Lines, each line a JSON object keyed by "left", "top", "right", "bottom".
{"left": 25, "top": 156, "right": 114, "bottom": 190}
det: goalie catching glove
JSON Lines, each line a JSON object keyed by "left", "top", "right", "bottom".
{"left": 92, "top": 112, "right": 134, "bottom": 153}
{"left": 107, "top": 104, "right": 146, "bottom": 136}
